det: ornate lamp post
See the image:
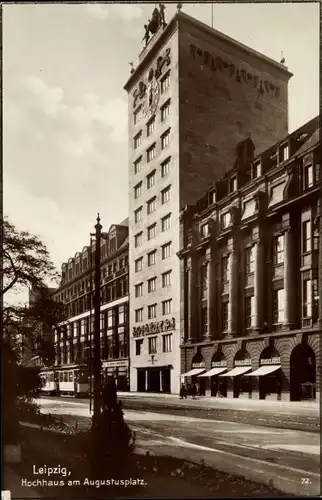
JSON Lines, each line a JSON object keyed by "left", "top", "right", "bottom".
{"left": 90, "top": 214, "right": 102, "bottom": 423}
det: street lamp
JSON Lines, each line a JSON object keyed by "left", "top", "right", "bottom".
{"left": 90, "top": 214, "right": 103, "bottom": 423}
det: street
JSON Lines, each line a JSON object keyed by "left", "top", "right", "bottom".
{"left": 37, "top": 397, "right": 320, "bottom": 497}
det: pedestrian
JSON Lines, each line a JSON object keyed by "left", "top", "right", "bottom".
{"left": 191, "top": 383, "right": 197, "bottom": 400}
{"left": 179, "top": 383, "right": 185, "bottom": 399}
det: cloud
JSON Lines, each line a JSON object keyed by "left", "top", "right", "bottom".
{"left": 85, "top": 3, "right": 143, "bottom": 23}
{"left": 4, "top": 74, "right": 128, "bottom": 227}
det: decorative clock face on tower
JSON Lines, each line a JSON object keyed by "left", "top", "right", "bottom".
{"left": 142, "top": 78, "right": 160, "bottom": 120}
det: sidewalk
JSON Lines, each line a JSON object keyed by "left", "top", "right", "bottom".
{"left": 3, "top": 466, "right": 43, "bottom": 499}
{"left": 118, "top": 391, "right": 319, "bottom": 415}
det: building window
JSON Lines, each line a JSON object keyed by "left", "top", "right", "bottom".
{"left": 118, "top": 305, "right": 125, "bottom": 325}
{"left": 161, "top": 213, "right": 171, "bottom": 232}
{"left": 161, "top": 99, "right": 171, "bottom": 122}
{"left": 200, "top": 223, "right": 209, "bottom": 238}
{"left": 161, "top": 129, "right": 170, "bottom": 149}
{"left": 134, "top": 131, "right": 142, "bottom": 149}
{"left": 272, "top": 289, "right": 285, "bottom": 324}
{"left": 221, "top": 211, "right": 232, "bottom": 229}
{"left": 303, "top": 279, "right": 312, "bottom": 318}
{"left": 135, "top": 257, "right": 143, "bottom": 272}
{"left": 147, "top": 250, "right": 156, "bottom": 267}
{"left": 136, "top": 339, "right": 143, "bottom": 356}
{"left": 245, "top": 246, "right": 255, "bottom": 274}
{"left": 134, "top": 105, "right": 142, "bottom": 125}
{"left": 148, "top": 304, "right": 157, "bottom": 319}
{"left": 200, "top": 264, "right": 208, "bottom": 299}
{"left": 245, "top": 296, "right": 255, "bottom": 328}
{"left": 147, "top": 116, "right": 155, "bottom": 136}
{"left": 160, "top": 71, "right": 170, "bottom": 93}
{"left": 134, "top": 182, "right": 142, "bottom": 199}
{"left": 279, "top": 144, "right": 289, "bottom": 163}
{"left": 134, "top": 157, "right": 142, "bottom": 175}
{"left": 221, "top": 302, "right": 229, "bottom": 331}
{"left": 252, "top": 160, "right": 261, "bottom": 179}
{"left": 161, "top": 185, "right": 171, "bottom": 204}
{"left": 230, "top": 176, "right": 237, "bottom": 192}
{"left": 221, "top": 256, "right": 229, "bottom": 283}
{"left": 303, "top": 163, "right": 313, "bottom": 190}
{"left": 135, "top": 308, "right": 143, "bottom": 322}
{"left": 148, "top": 277, "right": 156, "bottom": 293}
{"left": 147, "top": 197, "right": 156, "bottom": 215}
{"left": 135, "top": 283, "right": 143, "bottom": 298}
{"left": 134, "top": 206, "right": 142, "bottom": 223}
{"left": 147, "top": 144, "right": 156, "bottom": 162}
{"left": 148, "top": 336, "right": 157, "bottom": 354}
{"left": 312, "top": 278, "right": 319, "bottom": 320}
{"left": 147, "top": 223, "right": 157, "bottom": 241}
{"left": 162, "top": 333, "right": 172, "bottom": 352}
{"left": 273, "top": 235, "right": 284, "bottom": 265}
{"left": 162, "top": 270, "right": 172, "bottom": 288}
{"left": 147, "top": 170, "right": 156, "bottom": 189}
{"left": 162, "top": 299, "right": 172, "bottom": 315}
{"left": 302, "top": 220, "right": 312, "bottom": 253}
{"left": 162, "top": 242, "right": 171, "bottom": 260}
{"left": 161, "top": 157, "right": 171, "bottom": 177}
{"left": 107, "top": 309, "right": 115, "bottom": 328}
{"left": 134, "top": 232, "right": 143, "bottom": 248}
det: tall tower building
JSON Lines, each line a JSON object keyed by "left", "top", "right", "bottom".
{"left": 124, "top": 7, "right": 292, "bottom": 394}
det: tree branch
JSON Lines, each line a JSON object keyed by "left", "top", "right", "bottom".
{"left": 2, "top": 250, "right": 19, "bottom": 296}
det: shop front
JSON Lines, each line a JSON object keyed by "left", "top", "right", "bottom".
{"left": 137, "top": 366, "right": 172, "bottom": 393}
{"left": 182, "top": 354, "right": 206, "bottom": 396}
{"left": 244, "top": 347, "right": 282, "bottom": 400}
{"left": 198, "top": 351, "right": 228, "bottom": 397}
{"left": 102, "top": 359, "right": 130, "bottom": 391}
{"left": 220, "top": 350, "right": 252, "bottom": 399}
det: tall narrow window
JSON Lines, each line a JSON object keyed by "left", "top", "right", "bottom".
{"left": 272, "top": 289, "right": 285, "bottom": 323}
{"left": 160, "top": 71, "right": 170, "bottom": 93}
{"left": 161, "top": 157, "right": 171, "bottom": 177}
{"left": 303, "top": 279, "right": 312, "bottom": 318}
{"left": 161, "top": 129, "right": 170, "bottom": 149}
{"left": 221, "top": 302, "right": 229, "bottom": 331}
{"left": 148, "top": 336, "right": 157, "bottom": 354}
{"left": 147, "top": 116, "right": 155, "bottom": 136}
{"left": 245, "top": 246, "right": 255, "bottom": 274}
{"left": 302, "top": 220, "right": 312, "bottom": 253}
{"left": 161, "top": 100, "right": 171, "bottom": 122}
{"left": 134, "top": 131, "right": 142, "bottom": 149}
{"left": 273, "top": 235, "right": 284, "bottom": 264}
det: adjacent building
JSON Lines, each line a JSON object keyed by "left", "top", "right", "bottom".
{"left": 53, "top": 220, "right": 130, "bottom": 390}
{"left": 124, "top": 7, "right": 292, "bottom": 394}
{"left": 178, "top": 116, "right": 321, "bottom": 401}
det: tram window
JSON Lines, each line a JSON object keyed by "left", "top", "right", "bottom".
{"left": 50, "top": 374, "right": 54, "bottom": 382}
{"left": 59, "top": 372, "right": 63, "bottom": 382}
{"left": 69, "top": 372, "right": 73, "bottom": 382}
{"left": 64, "top": 372, "right": 68, "bottom": 382}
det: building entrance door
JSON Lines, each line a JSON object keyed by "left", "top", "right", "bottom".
{"left": 147, "top": 369, "right": 160, "bottom": 392}
{"left": 161, "top": 368, "right": 170, "bottom": 393}
{"left": 137, "top": 369, "right": 146, "bottom": 392}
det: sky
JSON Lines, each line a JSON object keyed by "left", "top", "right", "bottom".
{"left": 3, "top": 1, "right": 320, "bottom": 300}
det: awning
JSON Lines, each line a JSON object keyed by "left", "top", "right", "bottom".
{"left": 244, "top": 365, "right": 281, "bottom": 377}
{"left": 182, "top": 368, "right": 205, "bottom": 377}
{"left": 219, "top": 366, "right": 252, "bottom": 377}
{"left": 198, "top": 367, "right": 227, "bottom": 377}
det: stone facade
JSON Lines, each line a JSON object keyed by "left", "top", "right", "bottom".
{"left": 178, "top": 116, "right": 320, "bottom": 401}
{"left": 124, "top": 9, "right": 294, "bottom": 394}
{"left": 53, "top": 220, "right": 130, "bottom": 391}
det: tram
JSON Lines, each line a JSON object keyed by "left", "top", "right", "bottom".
{"left": 40, "top": 364, "right": 90, "bottom": 397}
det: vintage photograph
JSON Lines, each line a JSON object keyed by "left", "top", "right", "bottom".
{"left": 2, "top": 1, "right": 320, "bottom": 499}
